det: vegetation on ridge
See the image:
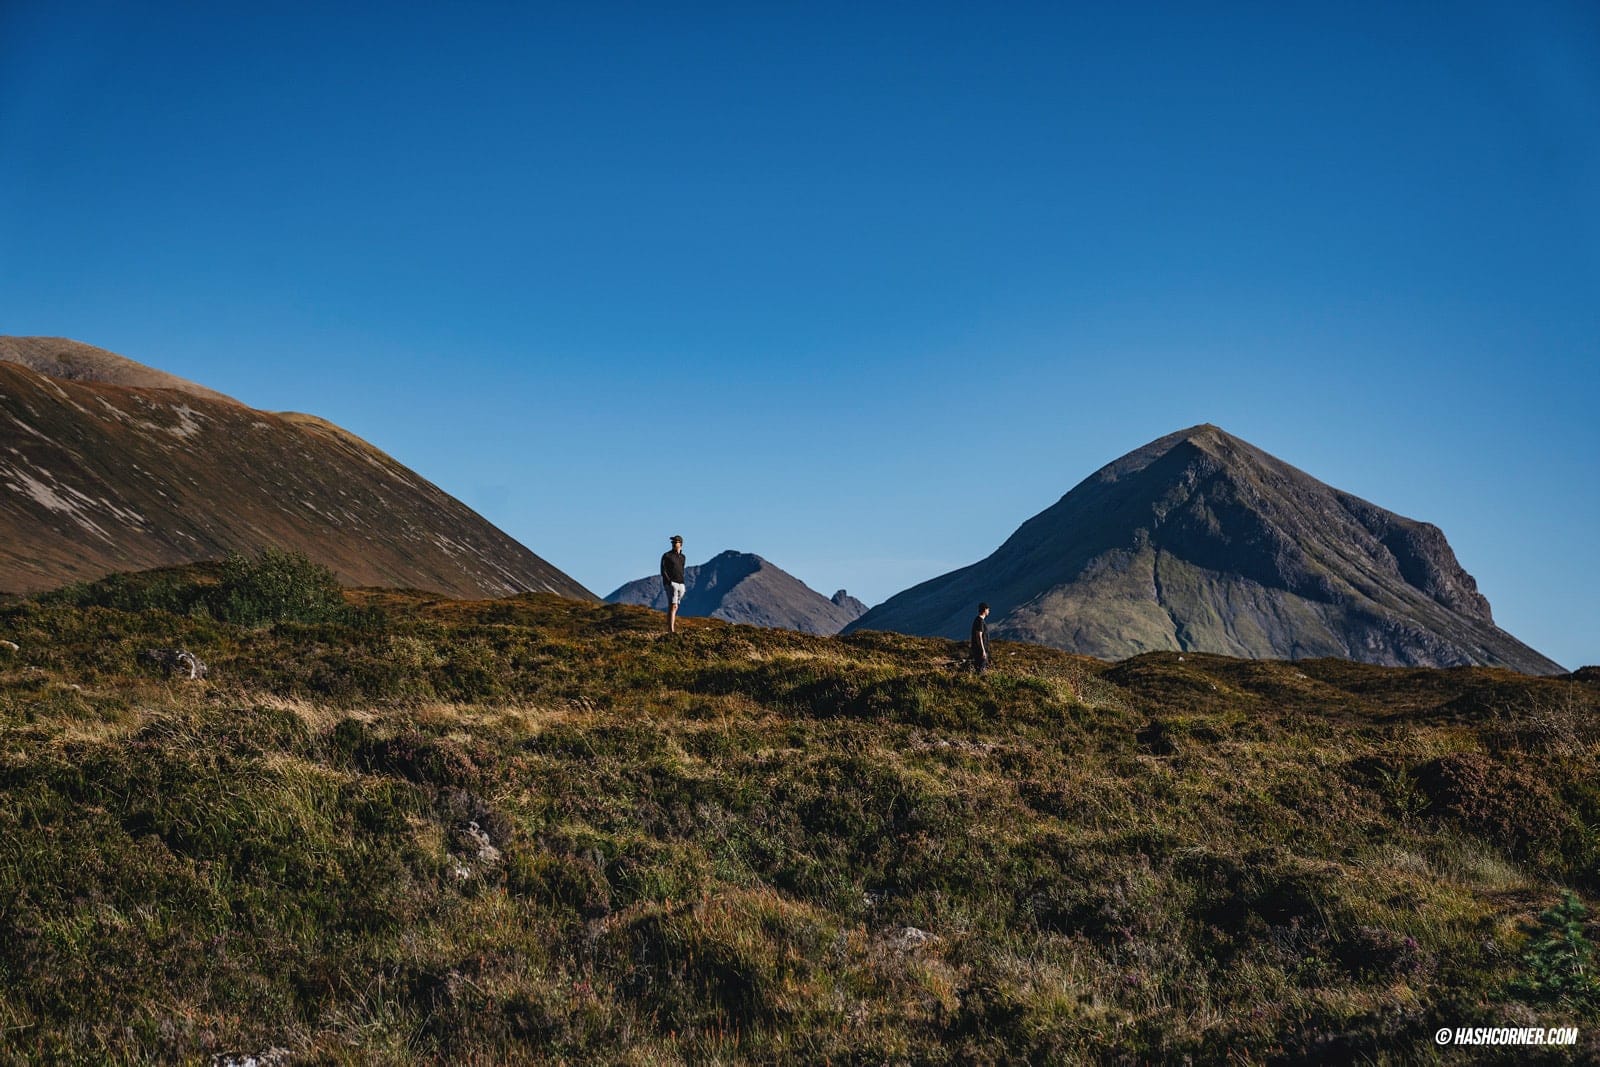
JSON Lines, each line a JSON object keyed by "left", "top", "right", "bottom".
{"left": 39, "top": 548, "right": 348, "bottom": 626}
{"left": 0, "top": 568, "right": 1596, "bottom": 1063}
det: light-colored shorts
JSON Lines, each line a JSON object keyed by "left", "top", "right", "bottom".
{"left": 667, "top": 581, "right": 686, "bottom": 606}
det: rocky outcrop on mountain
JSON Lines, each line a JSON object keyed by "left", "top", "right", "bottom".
{"left": 831, "top": 590, "right": 869, "bottom": 619}
{"left": 606, "top": 550, "right": 866, "bottom": 635}
{"left": 0, "top": 337, "right": 593, "bottom": 600}
{"left": 847, "top": 424, "right": 1562, "bottom": 674}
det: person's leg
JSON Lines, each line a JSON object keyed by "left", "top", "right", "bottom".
{"left": 669, "top": 601, "right": 678, "bottom": 632}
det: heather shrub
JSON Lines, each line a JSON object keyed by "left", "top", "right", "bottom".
{"left": 1513, "top": 891, "right": 1600, "bottom": 1011}
{"left": 212, "top": 547, "right": 346, "bottom": 626}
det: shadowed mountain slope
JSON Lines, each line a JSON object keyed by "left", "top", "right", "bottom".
{"left": 847, "top": 424, "right": 1561, "bottom": 674}
{"left": 606, "top": 550, "right": 868, "bottom": 634}
{"left": 0, "top": 338, "right": 593, "bottom": 600}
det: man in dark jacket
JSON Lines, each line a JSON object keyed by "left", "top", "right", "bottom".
{"left": 661, "top": 535, "right": 687, "bottom": 633}
{"left": 971, "top": 602, "right": 990, "bottom": 674}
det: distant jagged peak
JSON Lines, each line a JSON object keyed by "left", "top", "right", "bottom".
{"left": 1174, "top": 421, "right": 1228, "bottom": 445}
{"left": 705, "top": 548, "right": 766, "bottom": 566}
{"left": 604, "top": 549, "right": 860, "bottom": 635}
{"left": 830, "top": 589, "right": 869, "bottom": 619}
{"left": 0, "top": 336, "right": 239, "bottom": 404}
{"left": 1096, "top": 422, "right": 1261, "bottom": 478}
{"left": 695, "top": 550, "right": 766, "bottom": 584}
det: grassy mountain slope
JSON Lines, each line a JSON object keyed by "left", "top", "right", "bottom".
{"left": 0, "top": 336, "right": 238, "bottom": 403}
{"left": 0, "top": 349, "right": 592, "bottom": 601}
{"left": 1, "top": 580, "right": 1596, "bottom": 1063}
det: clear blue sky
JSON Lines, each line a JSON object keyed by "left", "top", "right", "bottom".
{"left": 2, "top": 2, "right": 1596, "bottom": 668}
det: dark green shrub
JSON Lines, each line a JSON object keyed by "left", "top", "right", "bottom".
{"left": 1513, "top": 891, "right": 1600, "bottom": 1010}
{"left": 31, "top": 550, "right": 346, "bottom": 628}
{"left": 212, "top": 548, "right": 346, "bottom": 626}
{"left": 36, "top": 565, "right": 213, "bottom": 614}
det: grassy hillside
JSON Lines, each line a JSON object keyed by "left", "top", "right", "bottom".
{"left": 1, "top": 577, "right": 1597, "bottom": 1063}
{"left": 0, "top": 353, "right": 593, "bottom": 600}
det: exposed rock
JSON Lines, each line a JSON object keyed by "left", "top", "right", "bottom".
{"left": 142, "top": 648, "right": 208, "bottom": 680}
{"left": 451, "top": 821, "right": 502, "bottom": 867}
{"left": 0, "top": 640, "right": 17, "bottom": 653}
{"left": 880, "top": 926, "right": 941, "bottom": 951}
{"left": 830, "top": 589, "right": 869, "bottom": 620}
{"left": 848, "top": 424, "right": 1561, "bottom": 674}
{"left": 212, "top": 1048, "right": 292, "bottom": 1067}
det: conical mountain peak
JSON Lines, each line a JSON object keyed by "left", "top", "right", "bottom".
{"left": 848, "top": 427, "right": 1561, "bottom": 674}
{"left": 1175, "top": 421, "right": 1227, "bottom": 443}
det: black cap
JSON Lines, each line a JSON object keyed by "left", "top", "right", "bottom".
{"left": 670, "top": 534, "right": 683, "bottom": 544}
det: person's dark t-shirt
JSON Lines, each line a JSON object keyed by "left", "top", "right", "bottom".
{"left": 971, "top": 614, "right": 987, "bottom": 653}
{"left": 661, "top": 550, "right": 686, "bottom": 584}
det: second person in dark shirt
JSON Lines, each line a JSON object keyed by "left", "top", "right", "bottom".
{"left": 971, "top": 602, "right": 990, "bottom": 674}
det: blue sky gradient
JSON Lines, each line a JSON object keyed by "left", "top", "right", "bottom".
{"left": 2, "top": 2, "right": 1596, "bottom": 667}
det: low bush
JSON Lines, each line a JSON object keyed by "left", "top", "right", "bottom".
{"left": 35, "top": 548, "right": 347, "bottom": 627}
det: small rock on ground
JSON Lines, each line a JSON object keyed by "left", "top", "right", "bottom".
{"left": 213, "top": 1048, "right": 292, "bottom": 1067}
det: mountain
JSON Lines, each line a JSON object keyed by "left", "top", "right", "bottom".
{"left": 0, "top": 337, "right": 594, "bottom": 600}
{"left": 830, "top": 589, "right": 869, "bottom": 617}
{"left": 605, "top": 550, "right": 868, "bottom": 634}
{"left": 0, "top": 336, "right": 238, "bottom": 402}
{"left": 847, "top": 424, "right": 1562, "bottom": 674}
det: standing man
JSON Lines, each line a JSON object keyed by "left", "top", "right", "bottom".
{"left": 971, "top": 602, "right": 991, "bottom": 674}
{"left": 661, "top": 535, "right": 687, "bottom": 633}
